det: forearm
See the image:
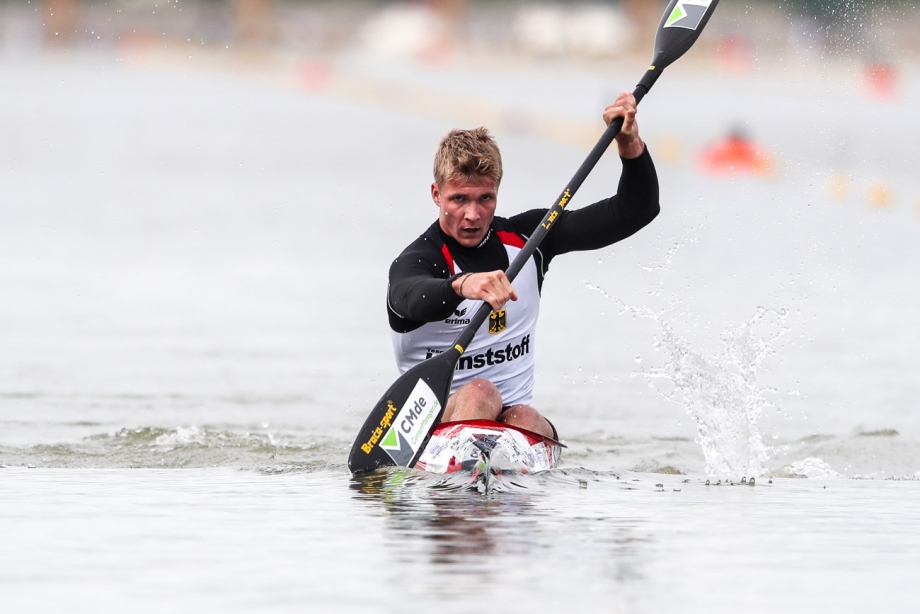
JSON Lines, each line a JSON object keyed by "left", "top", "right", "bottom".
{"left": 617, "top": 134, "right": 646, "bottom": 160}
{"left": 550, "top": 147, "right": 660, "bottom": 252}
{"left": 615, "top": 145, "right": 659, "bottom": 222}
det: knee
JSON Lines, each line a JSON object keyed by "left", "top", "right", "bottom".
{"left": 462, "top": 378, "right": 502, "bottom": 408}
{"left": 444, "top": 378, "right": 503, "bottom": 422}
{"left": 498, "top": 404, "right": 554, "bottom": 439}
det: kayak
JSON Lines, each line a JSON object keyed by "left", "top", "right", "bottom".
{"left": 415, "top": 419, "right": 563, "bottom": 477}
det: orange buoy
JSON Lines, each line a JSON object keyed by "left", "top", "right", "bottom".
{"left": 863, "top": 62, "right": 899, "bottom": 100}
{"left": 297, "top": 58, "right": 331, "bottom": 92}
{"left": 699, "top": 129, "right": 772, "bottom": 176}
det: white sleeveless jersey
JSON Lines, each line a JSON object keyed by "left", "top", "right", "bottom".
{"left": 391, "top": 236, "right": 540, "bottom": 407}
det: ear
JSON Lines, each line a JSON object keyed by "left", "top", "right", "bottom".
{"left": 431, "top": 182, "right": 441, "bottom": 207}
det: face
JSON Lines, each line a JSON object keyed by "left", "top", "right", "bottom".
{"left": 432, "top": 177, "right": 498, "bottom": 248}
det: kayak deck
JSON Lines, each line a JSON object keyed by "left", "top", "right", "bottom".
{"left": 415, "top": 419, "right": 563, "bottom": 475}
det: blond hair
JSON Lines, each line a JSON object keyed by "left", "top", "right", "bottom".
{"left": 433, "top": 127, "right": 503, "bottom": 188}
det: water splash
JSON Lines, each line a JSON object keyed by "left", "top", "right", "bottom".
{"left": 641, "top": 241, "right": 689, "bottom": 273}
{"left": 779, "top": 457, "right": 841, "bottom": 479}
{"left": 586, "top": 282, "right": 788, "bottom": 479}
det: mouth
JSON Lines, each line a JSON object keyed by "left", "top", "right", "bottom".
{"left": 459, "top": 226, "right": 482, "bottom": 240}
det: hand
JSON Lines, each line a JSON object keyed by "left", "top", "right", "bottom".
{"left": 603, "top": 91, "right": 645, "bottom": 159}
{"left": 453, "top": 270, "right": 518, "bottom": 312}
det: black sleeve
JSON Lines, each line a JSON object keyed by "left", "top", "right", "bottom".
{"left": 540, "top": 146, "right": 660, "bottom": 257}
{"left": 387, "top": 240, "right": 464, "bottom": 330}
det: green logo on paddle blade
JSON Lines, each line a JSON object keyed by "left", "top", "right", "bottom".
{"left": 666, "top": 5, "right": 687, "bottom": 26}
{"left": 381, "top": 427, "right": 399, "bottom": 449}
{"left": 379, "top": 379, "right": 441, "bottom": 466}
{"left": 665, "top": 0, "right": 713, "bottom": 30}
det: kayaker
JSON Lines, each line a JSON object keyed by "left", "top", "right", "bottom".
{"left": 386, "top": 91, "right": 658, "bottom": 440}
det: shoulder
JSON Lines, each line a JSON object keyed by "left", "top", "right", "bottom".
{"left": 389, "top": 221, "right": 452, "bottom": 278}
{"left": 501, "top": 209, "right": 547, "bottom": 239}
{"left": 394, "top": 221, "right": 444, "bottom": 259}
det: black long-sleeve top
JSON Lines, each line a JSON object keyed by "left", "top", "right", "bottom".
{"left": 387, "top": 147, "right": 660, "bottom": 333}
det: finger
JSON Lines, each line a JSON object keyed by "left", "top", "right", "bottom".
{"left": 611, "top": 94, "right": 636, "bottom": 116}
{"left": 617, "top": 90, "right": 636, "bottom": 105}
{"left": 494, "top": 285, "right": 514, "bottom": 311}
{"left": 604, "top": 103, "right": 632, "bottom": 126}
{"left": 621, "top": 108, "right": 637, "bottom": 131}
{"left": 603, "top": 105, "right": 620, "bottom": 125}
{"left": 491, "top": 289, "right": 510, "bottom": 311}
{"left": 488, "top": 295, "right": 504, "bottom": 312}
{"left": 488, "top": 273, "right": 511, "bottom": 295}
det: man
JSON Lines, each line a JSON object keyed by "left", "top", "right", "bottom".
{"left": 386, "top": 92, "right": 658, "bottom": 441}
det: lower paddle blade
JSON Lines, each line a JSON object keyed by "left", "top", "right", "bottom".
{"left": 347, "top": 348, "right": 460, "bottom": 474}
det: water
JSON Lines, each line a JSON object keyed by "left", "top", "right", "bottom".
{"left": 4, "top": 469, "right": 919, "bottom": 613}
{"left": 2, "top": 24, "right": 920, "bottom": 612}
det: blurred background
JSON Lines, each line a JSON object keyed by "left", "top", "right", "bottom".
{"left": 3, "top": 0, "right": 917, "bottom": 190}
{"left": 4, "top": 0, "right": 919, "bottom": 60}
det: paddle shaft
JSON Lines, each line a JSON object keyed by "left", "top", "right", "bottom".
{"left": 347, "top": 0, "right": 720, "bottom": 473}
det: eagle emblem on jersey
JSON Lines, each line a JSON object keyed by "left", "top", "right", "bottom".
{"left": 488, "top": 310, "right": 507, "bottom": 335}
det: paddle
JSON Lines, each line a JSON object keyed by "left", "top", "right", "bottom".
{"left": 348, "top": 0, "right": 720, "bottom": 474}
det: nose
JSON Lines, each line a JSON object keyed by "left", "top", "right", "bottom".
{"left": 462, "top": 204, "right": 480, "bottom": 222}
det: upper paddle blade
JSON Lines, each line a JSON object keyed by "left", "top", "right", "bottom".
{"left": 347, "top": 347, "right": 460, "bottom": 474}
{"left": 651, "top": 0, "right": 720, "bottom": 70}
